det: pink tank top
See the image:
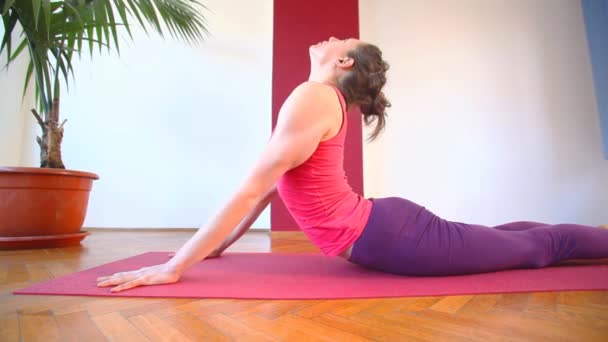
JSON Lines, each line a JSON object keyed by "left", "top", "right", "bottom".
{"left": 276, "top": 83, "right": 373, "bottom": 256}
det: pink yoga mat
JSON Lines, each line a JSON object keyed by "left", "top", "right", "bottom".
{"left": 15, "top": 252, "right": 608, "bottom": 299}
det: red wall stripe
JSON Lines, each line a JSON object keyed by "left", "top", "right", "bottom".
{"left": 271, "top": 0, "right": 363, "bottom": 231}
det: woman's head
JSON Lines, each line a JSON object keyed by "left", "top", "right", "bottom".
{"left": 309, "top": 37, "right": 391, "bottom": 141}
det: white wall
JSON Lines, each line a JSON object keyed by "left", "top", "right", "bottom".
{"left": 5, "top": 0, "right": 606, "bottom": 229}
{"left": 15, "top": 0, "right": 274, "bottom": 228}
{"left": 360, "top": 0, "right": 608, "bottom": 226}
{"left": 0, "top": 25, "right": 35, "bottom": 167}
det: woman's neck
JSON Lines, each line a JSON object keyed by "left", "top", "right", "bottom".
{"left": 308, "top": 68, "right": 337, "bottom": 85}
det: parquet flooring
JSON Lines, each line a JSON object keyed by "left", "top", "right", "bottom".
{"left": 1, "top": 229, "right": 607, "bottom": 341}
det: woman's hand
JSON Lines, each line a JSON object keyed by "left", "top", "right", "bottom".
{"left": 96, "top": 263, "right": 181, "bottom": 293}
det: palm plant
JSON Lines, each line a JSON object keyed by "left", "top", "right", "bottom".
{"left": 1, "top": 0, "right": 208, "bottom": 168}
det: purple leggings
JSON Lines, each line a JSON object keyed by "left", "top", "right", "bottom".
{"left": 348, "top": 197, "right": 608, "bottom": 276}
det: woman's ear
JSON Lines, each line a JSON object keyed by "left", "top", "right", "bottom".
{"left": 336, "top": 57, "right": 354, "bottom": 69}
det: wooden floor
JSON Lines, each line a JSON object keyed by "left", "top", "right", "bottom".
{"left": 1, "top": 230, "right": 607, "bottom": 341}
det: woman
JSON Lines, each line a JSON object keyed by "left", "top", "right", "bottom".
{"left": 98, "top": 37, "right": 608, "bottom": 292}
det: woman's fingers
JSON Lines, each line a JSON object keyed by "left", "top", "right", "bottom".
{"left": 96, "top": 271, "right": 128, "bottom": 283}
{"left": 97, "top": 277, "right": 126, "bottom": 287}
{"left": 97, "top": 272, "right": 139, "bottom": 287}
{"left": 111, "top": 279, "right": 143, "bottom": 292}
{"left": 95, "top": 264, "right": 181, "bottom": 292}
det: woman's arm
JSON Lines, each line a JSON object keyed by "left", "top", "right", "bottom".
{"left": 211, "top": 185, "right": 277, "bottom": 255}
{"left": 97, "top": 82, "right": 338, "bottom": 292}
{"left": 169, "top": 185, "right": 276, "bottom": 258}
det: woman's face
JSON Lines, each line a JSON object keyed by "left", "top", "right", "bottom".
{"left": 310, "top": 37, "right": 361, "bottom": 65}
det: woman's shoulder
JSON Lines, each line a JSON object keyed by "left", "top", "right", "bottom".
{"left": 294, "top": 81, "right": 336, "bottom": 93}
{"left": 276, "top": 82, "right": 341, "bottom": 135}
{"left": 278, "top": 82, "right": 334, "bottom": 121}
{"left": 288, "top": 81, "right": 339, "bottom": 106}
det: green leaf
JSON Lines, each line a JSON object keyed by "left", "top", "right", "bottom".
{"left": 50, "top": 1, "right": 63, "bottom": 12}
{"left": 0, "top": 10, "right": 18, "bottom": 64}
{"left": 40, "top": 53, "right": 53, "bottom": 109}
{"left": 8, "top": 37, "right": 27, "bottom": 63}
{"left": 155, "top": 1, "right": 178, "bottom": 37}
{"left": 10, "top": 0, "right": 210, "bottom": 113}
{"left": 62, "top": 1, "right": 84, "bottom": 26}
{"left": 59, "top": 48, "right": 75, "bottom": 85}
{"left": 35, "top": 83, "right": 41, "bottom": 112}
{"left": 76, "top": 31, "right": 83, "bottom": 58}
{"left": 50, "top": 47, "right": 69, "bottom": 86}
{"left": 2, "top": 0, "right": 17, "bottom": 15}
{"left": 65, "top": 31, "right": 77, "bottom": 68}
{"left": 105, "top": 1, "right": 120, "bottom": 53}
{"left": 29, "top": 50, "right": 49, "bottom": 112}
{"left": 125, "top": 0, "right": 148, "bottom": 35}
{"left": 51, "top": 47, "right": 69, "bottom": 100}
{"left": 80, "top": 4, "right": 95, "bottom": 56}
{"left": 139, "top": 0, "right": 162, "bottom": 36}
{"left": 22, "top": 60, "right": 34, "bottom": 101}
{"left": 42, "top": 0, "right": 51, "bottom": 37}
{"left": 92, "top": 0, "right": 107, "bottom": 53}
{"left": 53, "top": 52, "right": 61, "bottom": 100}
{"left": 113, "top": 0, "right": 132, "bottom": 39}
{"left": 32, "top": 0, "right": 42, "bottom": 29}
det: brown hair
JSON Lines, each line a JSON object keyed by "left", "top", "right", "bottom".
{"left": 337, "top": 43, "right": 391, "bottom": 141}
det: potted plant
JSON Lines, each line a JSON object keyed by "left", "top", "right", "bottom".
{"left": 0, "top": 0, "right": 208, "bottom": 249}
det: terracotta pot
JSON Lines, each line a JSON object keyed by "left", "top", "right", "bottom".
{"left": 0, "top": 167, "right": 99, "bottom": 249}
